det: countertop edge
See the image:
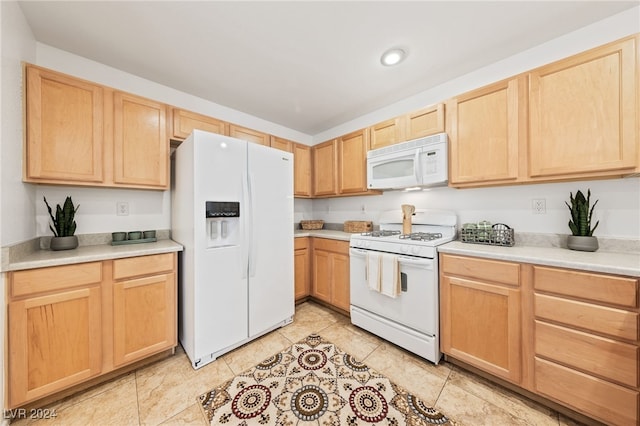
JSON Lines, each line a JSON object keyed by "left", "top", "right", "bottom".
{"left": 5, "top": 240, "right": 184, "bottom": 272}
{"left": 438, "top": 241, "right": 640, "bottom": 277}
{"left": 294, "top": 230, "right": 352, "bottom": 242}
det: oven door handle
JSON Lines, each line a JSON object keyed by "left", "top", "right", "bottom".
{"left": 397, "top": 256, "right": 434, "bottom": 269}
{"left": 349, "top": 248, "right": 368, "bottom": 257}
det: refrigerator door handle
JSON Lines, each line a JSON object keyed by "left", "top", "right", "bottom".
{"left": 241, "top": 172, "right": 250, "bottom": 279}
{"left": 248, "top": 172, "right": 257, "bottom": 277}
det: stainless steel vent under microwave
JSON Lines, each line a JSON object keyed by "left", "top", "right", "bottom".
{"left": 367, "top": 133, "right": 448, "bottom": 190}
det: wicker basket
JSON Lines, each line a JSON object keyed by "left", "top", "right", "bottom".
{"left": 300, "top": 220, "right": 324, "bottom": 230}
{"left": 460, "top": 223, "right": 515, "bottom": 247}
{"left": 343, "top": 221, "right": 373, "bottom": 233}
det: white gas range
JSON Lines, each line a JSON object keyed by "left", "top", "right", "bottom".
{"left": 349, "top": 209, "right": 457, "bottom": 364}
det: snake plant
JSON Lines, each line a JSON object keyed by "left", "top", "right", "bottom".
{"left": 565, "top": 189, "right": 599, "bottom": 236}
{"left": 44, "top": 196, "right": 79, "bottom": 237}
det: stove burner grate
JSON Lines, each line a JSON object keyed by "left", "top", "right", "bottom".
{"left": 360, "top": 230, "right": 401, "bottom": 238}
{"left": 399, "top": 232, "right": 443, "bottom": 241}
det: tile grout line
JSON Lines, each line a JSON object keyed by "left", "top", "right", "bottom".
{"left": 134, "top": 368, "right": 142, "bottom": 426}
{"left": 432, "top": 361, "right": 453, "bottom": 409}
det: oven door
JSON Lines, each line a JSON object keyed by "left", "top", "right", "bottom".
{"left": 349, "top": 248, "right": 438, "bottom": 335}
{"left": 367, "top": 148, "right": 420, "bottom": 190}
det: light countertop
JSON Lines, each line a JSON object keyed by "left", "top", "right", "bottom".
{"left": 6, "top": 239, "right": 183, "bottom": 271}
{"left": 438, "top": 241, "right": 640, "bottom": 277}
{"left": 294, "top": 229, "right": 352, "bottom": 242}
{"left": 295, "top": 230, "right": 640, "bottom": 277}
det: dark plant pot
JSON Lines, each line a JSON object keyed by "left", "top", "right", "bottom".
{"left": 50, "top": 235, "right": 78, "bottom": 251}
{"left": 567, "top": 235, "right": 598, "bottom": 252}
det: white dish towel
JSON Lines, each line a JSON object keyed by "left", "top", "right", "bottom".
{"left": 366, "top": 252, "right": 381, "bottom": 291}
{"left": 380, "top": 253, "right": 401, "bottom": 298}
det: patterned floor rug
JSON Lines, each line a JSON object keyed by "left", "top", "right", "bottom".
{"left": 198, "top": 334, "right": 454, "bottom": 425}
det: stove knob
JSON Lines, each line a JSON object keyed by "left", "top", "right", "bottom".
{"left": 401, "top": 245, "right": 409, "bottom": 253}
{"left": 411, "top": 246, "right": 420, "bottom": 255}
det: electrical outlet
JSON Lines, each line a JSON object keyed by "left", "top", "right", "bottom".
{"left": 117, "top": 202, "right": 129, "bottom": 216}
{"left": 532, "top": 199, "right": 546, "bottom": 214}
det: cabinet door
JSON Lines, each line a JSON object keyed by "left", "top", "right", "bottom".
{"left": 294, "top": 239, "right": 310, "bottom": 300}
{"left": 113, "top": 92, "right": 169, "bottom": 188}
{"left": 529, "top": 36, "right": 638, "bottom": 178}
{"left": 270, "top": 136, "right": 294, "bottom": 153}
{"left": 331, "top": 252, "right": 350, "bottom": 311}
{"left": 447, "top": 76, "right": 526, "bottom": 186}
{"left": 339, "top": 129, "right": 369, "bottom": 194}
{"left": 171, "top": 108, "right": 228, "bottom": 139}
{"left": 9, "top": 286, "right": 102, "bottom": 407}
{"left": 440, "top": 275, "right": 521, "bottom": 383}
{"left": 25, "top": 66, "right": 104, "bottom": 183}
{"left": 229, "top": 124, "right": 270, "bottom": 146}
{"left": 293, "top": 143, "right": 312, "bottom": 197}
{"left": 113, "top": 273, "right": 176, "bottom": 367}
{"left": 313, "top": 140, "right": 338, "bottom": 196}
{"left": 312, "top": 249, "right": 332, "bottom": 303}
{"left": 406, "top": 104, "right": 445, "bottom": 140}
{"left": 370, "top": 117, "right": 404, "bottom": 150}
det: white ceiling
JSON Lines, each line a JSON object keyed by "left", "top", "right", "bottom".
{"left": 17, "top": 1, "right": 638, "bottom": 136}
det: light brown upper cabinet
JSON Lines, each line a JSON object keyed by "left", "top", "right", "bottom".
{"left": 25, "top": 65, "right": 105, "bottom": 184}
{"left": 312, "top": 139, "right": 338, "bottom": 196}
{"left": 338, "top": 128, "right": 369, "bottom": 194}
{"left": 313, "top": 130, "right": 380, "bottom": 198}
{"left": 406, "top": 103, "right": 445, "bottom": 140}
{"left": 24, "top": 64, "right": 170, "bottom": 190}
{"left": 171, "top": 108, "right": 228, "bottom": 140}
{"left": 370, "top": 117, "right": 405, "bottom": 150}
{"left": 369, "top": 103, "right": 445, "bottom": 151}
{"left": 528, "top": 35, "right": 638, "bottom": 180}
{"left": 270, "top": 136, "right": 294, "bottom": 153}
{"left": 446, "top": 76, "right": 528, "bottom": 187}
{"left": 272, "top": 136, "right": 313, "bottom": 198}
{"left": 113, "top": 92, "right": 169, "bottom": 188}
{"left": 293, "top": 143, "right": 313, "bottom": 198}
{"left": 229, "top": 124, "right": 270, "bottom": 146}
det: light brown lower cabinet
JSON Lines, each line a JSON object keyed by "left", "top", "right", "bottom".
{"left": 311, "top": 238, "right": 350, "bottom": 312}
{"left": 294, "top": 237, "right": 311, "bottom": 300}
{"left": 440, "top": 253, "right": 640, "bottom": 426}
{"left": 7, "top": 253, "right": 177, "bottom": 408}
{"left": 440, "top": 254, "right": 522, "bottom": 383}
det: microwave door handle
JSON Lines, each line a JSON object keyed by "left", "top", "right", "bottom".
{"left": 414, "top": 149, "right": 422, "bottom": 184}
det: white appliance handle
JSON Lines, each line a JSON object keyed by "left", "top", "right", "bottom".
{"left": 349, "top": 248, "right": 368, "bottom": 257}
{"left": 241, "top": 172, "right": 250, "bottom": 278}
{"left": 248, "top": 172, "right": 257, "bottom": 277}
{"left": 398, "top": 255, "right": 434, "bottom": 268}
{"left": 414, "top": 149, "right": 422, "bottom": 184}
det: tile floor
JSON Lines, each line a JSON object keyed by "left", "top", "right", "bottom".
{"left": 12, "top": 301, "right": 588, "bottom": 426}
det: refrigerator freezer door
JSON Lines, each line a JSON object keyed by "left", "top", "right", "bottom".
{"left": 247, "top": 143, "right": 294, "bottom": 337}
{"left": 192, "top": 131, "right": 249, "bottom": 362}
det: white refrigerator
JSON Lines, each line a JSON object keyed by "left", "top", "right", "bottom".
{"left": 172, "top": 130, "right": 294, "bottom": 369}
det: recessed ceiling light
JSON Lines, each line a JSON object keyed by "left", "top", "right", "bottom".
{"left": 380, "top": 48, "right": 406, "bottom": 66}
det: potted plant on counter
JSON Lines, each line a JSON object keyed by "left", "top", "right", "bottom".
{"left": 565, "top": 189, "right": 599, "bottom": 252}
{"left": 44, "top": 196, "right": 80, "bottom": 250}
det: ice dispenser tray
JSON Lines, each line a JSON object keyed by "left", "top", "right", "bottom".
{"left": 205, "top": 201, "right": 240, "bottom": 248}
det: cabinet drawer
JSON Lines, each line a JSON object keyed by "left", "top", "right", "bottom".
{"left": 440, "top": 254, "right": 519, "bottom": 286}
{"left": 535, "top": 293, "right": 638, "bottom": 341}
{"left": 113, "top": 253, "right": 174, "bottom": 280}
{"left": 535, "top": 357, "right": 638, "bottom": 426}
{"left": 533, "top": 265, "right": 638, "bottom": 308}
{"left": 295, "top": 237, "right": 309, "bottom": 250}
{"left": 312, "top": 238, "right": 349, "bottom": 254}
{"left": 535, "top": 321, "right": 638, "bottom": 387}
{"left": 11, "top": 262, "right": 102, "bottom": 298}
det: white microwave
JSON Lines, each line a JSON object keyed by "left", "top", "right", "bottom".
{"left": 367, "top": 133, "right": 448, "bottom": 190}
